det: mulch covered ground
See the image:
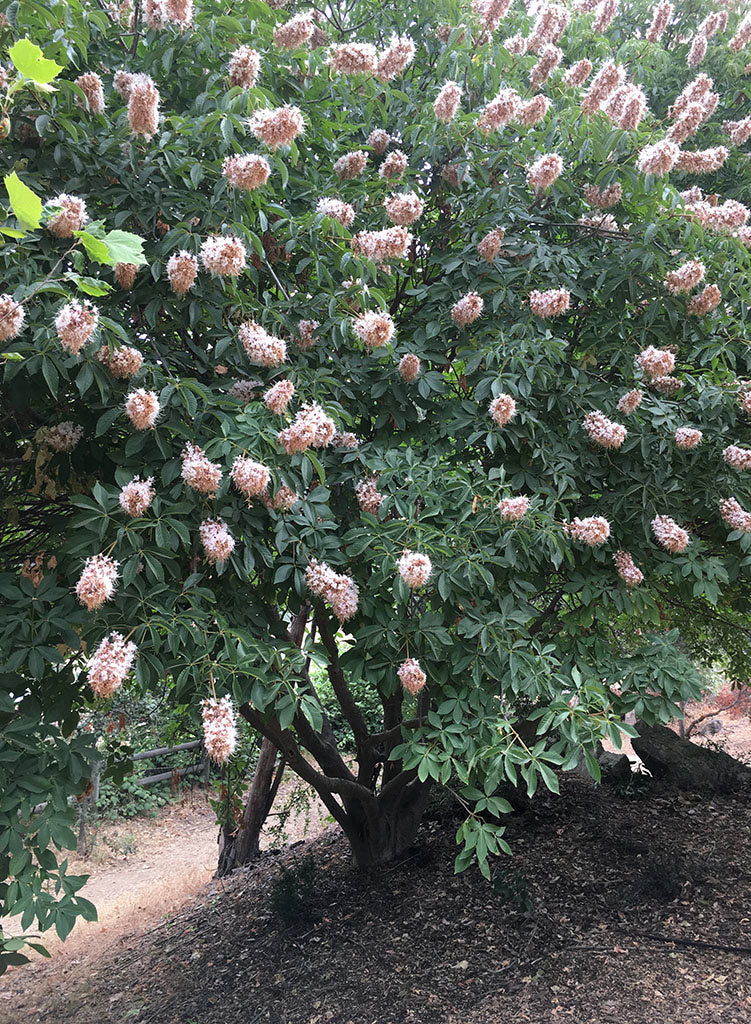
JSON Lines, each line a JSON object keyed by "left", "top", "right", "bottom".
{"left": 8, "top": 775, "right": 751, "bottom": 1024}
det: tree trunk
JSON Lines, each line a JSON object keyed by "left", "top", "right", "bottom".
{"left": 216, "top": 738, "right": 285, "bottom": 877}
{"left": 342, "top": 779, "right": 433, "bottom": 867}
{"left": 632, "top": 720, "right": 751, "bottom": 793}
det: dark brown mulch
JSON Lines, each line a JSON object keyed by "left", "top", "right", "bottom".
{"left": 7, "top": 776, "right": 751, "bottom": 1024}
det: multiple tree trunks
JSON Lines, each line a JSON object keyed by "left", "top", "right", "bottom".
{"left": 632, "top": 720, "right": 751, "bottom": 792}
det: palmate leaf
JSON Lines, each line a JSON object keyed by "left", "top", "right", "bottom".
{"left": 8, "top": 38, "right": 63, "bottom": 84}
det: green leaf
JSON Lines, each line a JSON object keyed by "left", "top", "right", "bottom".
{"left": 66, "top": 273, "right": 112, "bottom": 297}
{"left": 9, "top": 39, "right": 64, "bottom": 84}
{"left": 103, "top": 230, "right": 146, "bottom": 267}
{"left": 75, "top": 230, "right": 110, "bottom": 264}
{"left": 4, "top": 172, "right": 42, "bottom": 229}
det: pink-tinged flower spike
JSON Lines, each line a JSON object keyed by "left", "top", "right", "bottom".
{"left": 398, "top": 658, "right": 426, "bottom": 695}
{"left": 273, "top": 12, "right": 314, "bottom": 51}
{"left": 473, "top": 0, "right": 513, "bottom": 32}
{"left": 674, "top": 427, "right": 702, "bottom": 450}
{"left": 0, "top": 294, "right": 25, "bottom": 341}
{"left": 637, "top": 346, "right": 675, "bottom": 379}
{"left": 636, "top": 139, "right": 680, "bottom": 175}
{"left": 724, "top": 444, "right": 751, "bottom": 471}
{"left": 614, "top": 550, "right": 644, "bottom": 586}
{"left": 477, "top": 227, "right": 506, "bottom": 262}
{"left": 230, "top": 379, "right": 261, "bottom": 402}
{"left": 476, "top": 88, "right": 520, "bottom": 133}
{"left": 646, "top": 1, "right": 672, "bottom": 43}
{"left": 125, "top": 389, "right": 160, "bottom": 429}
{"left": 583, "top": 183, "right": 622, "bottom": 208}
{"left": 434, "top": 81, "right": 461, "bottom": 122}
{"left": 327, "top": 42, "right": 378, "bottom": 76}
{"left": 398, "top": 550, "right": 432, "bottom": 588}
{"left": 264, "top": 379, "right": 295, "bottom": 414}
{"left": 119, "top": 476, "right": 155, "bottom": 517}
{"left": 566, "top": 516, "right": 610, "bottom": 546}
{"left": 113, "top": 70, "right": 134, "bottom": 101}
{"left": 351, "top": 226, "right": 412, "bottom": 263}
{"left": 115, "top": 262, "right": 138, "bottom": 290}
{"left": 75, "top": 72, "right": 105, "bottom": 114}
{"left": 489, "top": 393, "right": 517, "bottom": 427}
{"left": 652, "top": 515, "right": 689, "bottom": 553}
{"left": 720, "top": 497, "right": 751, "bottom": 533}
{"left": 231, "top": 456, "right": 270, "bottom": 501}
{"left": 581, "top": 60, "right": 625, "bottom": 114}
{"left": 181, "top": 442, "right": 222, "bottom": 496}
{"left": 97, "top": 344, "right": 143, "bottom": 378}
{"left": 384, "top": 192, "right": 424, "bottom": 226}
{"left": 730, "top": 13, "right": 751, "bottom": 53}
{"left": 228, "top": 45, "right": 261, "bottom": 89}
{"left": 504, "top": 33, "right": 527, "bottom": 55}
{"left": 305, "top": 558, "right": 359, "bottom": 621}
{"left": 379, "top": 150, "right": 408, "bottom": 180}
{"left": 202, "top": 696, "right": 237, "bottom": 764}
{"left": 316, "top": 198, "right": 355, "bottom": 228}
{"left": 333, "top": 150, "right": 367, "bottom": 180}
{"left": 356, "top": 477, "right": 384, "bottom": 515}
{"left": 687, "top": 284, "right": 721, "bottom": 316}
{"left": 605, "top": 84, "right": 648, "bottom": 130}
{"left": 530, "top": 44, "right": 562, "bottom": 88}
{"left": 517, "top": 95, "right": 551, "bottom": 126}
{"left": 278, "top": 403, "right": 336, "bottom": 454}
{"left": 723, "top": 117, "right": 751, "bottom": 146}
{"left": 44, "top": 422, "right": 83, "bottom": 452}
{"left": 592, "top": 0, "right": 619, "bottom": 34}
{"left": 296, "top": 320, "right": 318, "bottom": 350}
{"left": 617, "top": 389, "right": 643, "bottom": 415}
{"left": 164, "top": 0, "right": 193, "bottom": 29}
{"left": 527, "top": 153, "right": 564, "bottom": 191}
{"left": 144, "top": 0, "right": 167, "bottom": 29}
{"left": 352, "top": 311, "right": 396, "bottom": 349}
{"left": 223, "top": 154, "right": 271, "bottom": 191}
{"left": 167, "top": 251, "right": 198, "bottom": 294}
{"left": 376, "top": 34, "right": 415, "bottom": 82}
{"left": 664, "top": 259, "right": 705, "bottom": 295}
{"left": 200, "top": 519, "right": 235, "bottom": 563}
{"left": 76, "top": 553, "right": 119, "bottom": 611}
{"left": 47, "top": 194, "right": 88, "bottom": 237}
{"left": 249, "top": 105, "right": 304, "bottom": 151}
{"left": 675, "top": 147, "right": 728, "bottom": 174}
{"left": 55, "top": 300, "right": 98, "bottom": 356}
{"left": 529, "top": 288, "right": 570, "bottom": 318}
{"left": 650, "top": 375, "right": 682, "bottom": 397}
{"left": 200, "top": 235, "right": 246, "bottom": 278}
{"left": 88, "top": 633, "right": 137, "bottom": 698}
{"left": 498, "top": 495, "right": 529, "bottom": 522}
{"left": 368, "top": 128, "right": 391, "bottom": 153}
{"left": 398, "top": 353, "right": 421, "bottom": 382}
{"left": 271, "top": 483, "right": 301, "bottom": 510}
{"left": 687, "top": 34, "right": 707, "bottom": 69}
{"left": 583, "top": 411, "right": 627, "bottom": 450}
{"left": 668, "top": 102, "right": 708, "bottom": 144}
{"left": 128, "top": 73, "right": 160, "bottom": 140}
{"left": 563, "top": 59, "right": 592, "bottom": 87}
{"left": 451, "top": 292, "right": 483, "bottom": 327}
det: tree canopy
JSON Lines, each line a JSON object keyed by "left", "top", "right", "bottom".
{"left": 2, "top": 0, "right": 751, "bottom": 967}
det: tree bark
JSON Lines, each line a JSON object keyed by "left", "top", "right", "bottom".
{"left": 216, "top": 738, "right": 285, "bottom": 877}
{"left": 632, "top": 720, "right": 751, "bottom": 792}
{"left": 341, "top": 778, "right": 434, "bottom": 867}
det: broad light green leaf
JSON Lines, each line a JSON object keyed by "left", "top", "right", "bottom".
{"left": 9, "top": 39, "right": 63, "bottom": 84}
{"left": 4, "top": 172, "right": 42, "bottom": 229}
{"left": 103, "top": 229, "right": 146, "bottom": 267}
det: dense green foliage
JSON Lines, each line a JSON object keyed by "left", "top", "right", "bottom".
{"left": 2, "top": 0, "right": 751, "bottom": 966}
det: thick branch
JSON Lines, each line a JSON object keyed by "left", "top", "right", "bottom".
{"left": 314, "top": 606, "right": 371, "bottom": 747}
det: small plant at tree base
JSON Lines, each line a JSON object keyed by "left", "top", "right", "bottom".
{"left": 269, "top": 856, "right": 321, "bottom": 929}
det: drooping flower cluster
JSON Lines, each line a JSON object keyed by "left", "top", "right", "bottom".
{"left": 223, "top": 153, "right": 271, "bottom": 191}
{"left": 581, "top": 60, "right": 625, "bottom": 114}
{"left": 231, "top": 456, "right": 270, "bottom": 501}
{"left": 249, "top": 105, "right": 304, "bottom": 150}
{"left": 115, "top": 262, "right": 138, "bottom": 289}
{"left": 200, "top": 235, "right": 247, "bottom": 277}
{"left": 664, "top": 259, "right": 705, "bottom": 295}
{"left": 675, "top": 427, "right": 702, "bottom": 450}
{"left": 264, "top": 379, "right": 295, "bottom": 414}
{"left": 119, "top": 476, "right": 155, "bottom": 516}
{"left": 228, "top": 45, "right": 261, "bottom": 89}
{"left": 687, "top": 284, "right": 721, "bottom": 316}
{"left": 88, "top": 633, "right": 137, "bottom": 698}
{"left": 166, "top": 250, "right": 198, "bottom": 294}
{"left": 199, "top": 519, "right": 235, "bottom": 563}
{"left": 334, "top": 150, "right": 368, "bottom": 180}
{"left": 720, "top": 497, "right": 751, "bottom": 533}
{"left": 473, "top": 0, "right": 513, "bottom": 32}
{"left": 563, "top": 59, "right": 592, "bottom": 87}
{"left": 603, "top": 83, "right": 648, "bottom": 129}
{"left": 617, "top": 388, "right": 643, "bottom": 415}
{"left": 296, "top": 320, "right": 318, "bottom": 350}
{"left": 636, "top": 138, "right": 680, "bottom": 176}
{"left": 723, "top": 116, "right": 751, "bottom": 147}
{"left": 529, "top": 288, "right": 570, "bottom": 318}
{"left": 75, "top": 72, "right": 106, "bottom": 114}
{"left": 55, "top": 300, "right": 98, "bottom": 356}
{"left": 645, "top": 0, "right": 672, "bottom": 43}
{"left": 376, "top": 34, "right": 416, "bottom": 82}
{"left": 583, "top": 411, "right": 627, "bottom": 449}
{"left": 498, "top": 495, "right": 529, "bottom": 521}
{"left": 434, "top": 80, "right": 462, "bottom": 122}
{"left": 637, "top": 346, "right": 675, "bottom": 379}
{"left": 527, "top": 153, "right": 564, "bottom": 191}
{"left": 592, "top": 0, "right": 619, "bottom": 34}
{"left": 352, "top": 310, "right": 396, "bottom": 349}
{"left": 351, "top": 226, "right": 411, "bottom": 263}
{"left": 729, "top": 12, "right": 751, "bottom": 52}
{"left": 476, "top": 89, "right": 520, "bottom": 132}
{"left": 398, "top": 658, "right": 427, "bottom": 695}
{"left": 379, "top": 150, "right": 408, "bottom": 179}
{"left": 614, "top": 550, "right": 644, "bottom": 586}
{"left": 384, "top": 192, "right": 424, "bottom": 226}
{"left": 566, "top": 516, "right": 611, "bottom": 546}
{"left": 518, "top": 95, "right": 551, "bottom": 126}
{"left": 96, "top": 344, "right": 143, "bottom": 378}
{"left": 305, "top": 558, "right": 359, "bottom": 621}
{"left": 0, "top": 293, "right": 25, "bottom": 341}
{"left": 44, "top": 422, "right": 83, "bottom": 452}
{"left": 651, "top": 515, "right": 689, "bottom": 553}
{"left": 355, "top": 477, "right": 384, "bottom": 514}
{"left": 477, "top": 226, "right": 506, "bottom": 262}
{"left": 327, "top": 42, "right": 378, "bottom": 76}
{"left": 277, "top": 403, "right": 336, "bottom": 454}
{"left": 201, "top": 696, "right": 237, "bottom": 764}
{"left": 128, "top": 73, "right": 160, "bottom": 139}
{"left": 489, "top": 393, "right": 516, "bottom": 427}
{"left": 398, "top": 550, "right": 432, "bottom": 588}
{"left": 724, "top": 445, "right": 751, "bottom": 471}
{"left": 238, "top": 321, "right": 287, "bottom": 366}
{"left": 451, "top": 292, "right": 484, "bottom": 327}
{"left": 76, "top": 553, "right": 119, "bottom": 611}
{"left": 125, "top": 389, "right": 160, "bottom": 429}
{"left": 273, "top": 12, "right": 314, "bottom": 51}
{"left": 530, "top": 44, "right": 563, "bottom": 87}
{"left": 398, "top": 353, "right": 421, "bottom": 382}
{"left": 368, "top": 128, "right": 391, "bottom": 153}
{"left": 229, "top": 379, "right": 261, "bottom": 403}
{"left": 675, "top": 147, "right": 728, "bottom": 174}
{"left": 316, "top": 198, "right": 355, "bottom": 227}
{"left": 181, "top": 443, "right": 222, "bottom": 496}
{"left": 271, "top": 483, "right": 300, "bottom": 510}
{"left": 47, "top": 194, "right": 88, "bottom": 237}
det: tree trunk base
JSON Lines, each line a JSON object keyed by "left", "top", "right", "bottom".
{"left": 632, "top": 720, "right": 751, "bottom": 793}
